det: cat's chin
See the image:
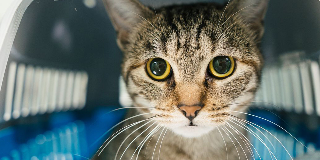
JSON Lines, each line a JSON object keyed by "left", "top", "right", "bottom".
{"left": 171, "top": 126, "right": 214, "bottom": 138}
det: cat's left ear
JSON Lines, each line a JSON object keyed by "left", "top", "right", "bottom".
{"left": 228, "top": 0, "right": 269, "bottom": 41}
{"left": 102, "top": 0, "right": 154, "bottom": 50}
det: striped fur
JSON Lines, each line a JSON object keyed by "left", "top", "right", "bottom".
{"left": 94, "top": 0, "right": 269, "bottom": 159}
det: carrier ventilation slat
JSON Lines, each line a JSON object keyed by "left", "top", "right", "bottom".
{"left": 254, "top": 54, "right": 320, "bottom": 116}
{"left": 2, "top": 62, "right": 89, "bottom": 121}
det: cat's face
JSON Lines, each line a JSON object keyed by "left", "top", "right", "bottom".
{"left": 104, "top": 0, "right": 268, "bottom": 138}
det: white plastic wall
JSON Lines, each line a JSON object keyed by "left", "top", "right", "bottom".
{"left": 0, "top": 0, "right": 33, "bottom": 90}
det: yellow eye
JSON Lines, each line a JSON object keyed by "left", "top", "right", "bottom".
{"left": 209, "top": 56, "right": 235, "bottom": 78}
{"left": 146, "top": 58, "right": 171, "bottom": 80}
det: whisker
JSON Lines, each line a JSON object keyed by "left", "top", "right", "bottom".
{"left": 97, "top": 118, "right": 153, "bottom": 156}
{"left": 218, "top": 0, "right": 269, "bottom": 47}
{"left": 97, "top": 120, "right": 147, "bottom": 154}
{"left": 116, "top": 121, "right": 157, "bottom": 160}
{"left": 128, "top": 125, "right": 160, "bottom": 160}
{"left": 220, "top": 126, "right": 241, "bottom": 160}
{"left": 220, "top": 3, "right": 254, "bottom": 27}
{"left": 83, "top": 107, "right": 154, "bottom": 137}
{"left": 216, "top": 1, "right": 257, "bottom": 41}
{"left": 231, "top": 110, "right": 306, "bottom": 149}
{"left": 90, "top": 112, "right": 152, "bottom": 147}
{"left": 218, "top": 0, "right": 232, "bottom": 27}
{"left": 231, "top": 115, "right": 276, "bottom": 152}
{"left": 109, "top": 107, "right": 155, "bottom": 114}
{"left": 121, "top": 124, "right": 161, "bottom": 160}
{"left": 145, "top": 130, "right": 157, "bottom": 150}
{"left": 229, "top": 118, "right": 277, "bottom": 160}
{"left": 158, "top": 128, "right": 168, "bottom": 160}
{"left": 247, "top": 102, "right": 292, "bottom": 127}
{"left": 232, "top": 102, "right": 292, "bottom": 128}
{"left": 216, "top": 127, "right": 229, "bottom": 160}
{"left": 231, "top": 116, "right": 294, "bottom": 160}
{"left": 152, "top": 127, "right": 166, "bottom": 160}
{"left": 100, "top": 117, "right": 154, "bottom": 151}
{"left": 223, "top": 126, "right": 248, "bottom": 160}
{"left": 128, "top": 10, "right": 160, "bottom": 32}
{"left": 128, "top": 11, "right": 161, "bottom": 42}
{"left": 135, "top": 126, "right": 162, "bottom": 160}
{"left": 226, "top": 121, "right": 261, "bottom": 160}
{"left": 217, "top": 21, "right": 238, "bottom": 40}
{"left": 226, "top": 122, "right": 255, "bottom": 160}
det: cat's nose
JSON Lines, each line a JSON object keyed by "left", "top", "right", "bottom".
{"left": 179, "top": 105, "right": 202, "bottom": 121}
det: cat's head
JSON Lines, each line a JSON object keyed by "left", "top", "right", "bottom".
{"left": 103, "top": 0, "right": 268, "bottom": 138}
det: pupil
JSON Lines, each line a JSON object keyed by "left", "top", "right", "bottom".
{"left": 213, "top": 57, "right": 231, "bottom": 74}
{"left": 150, "top": 58, "right": 167, "bottom": 76}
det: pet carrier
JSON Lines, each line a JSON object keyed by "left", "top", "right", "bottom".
{"left": 0, "top": 0, "right": 319, "bottom": 159}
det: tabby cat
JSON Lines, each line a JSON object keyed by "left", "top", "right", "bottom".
{"left": 93, "top": 0, "right": 268, "bottom": 159}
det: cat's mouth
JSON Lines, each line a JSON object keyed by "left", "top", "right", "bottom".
{"left": 171, "top": 124, "right": 214, "bottom": 138}
{"left": 152, "top": 108, "right": 231, "bottom": 137}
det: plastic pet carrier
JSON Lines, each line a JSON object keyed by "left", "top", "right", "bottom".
{"left": 0, "top": 0, "right": 319, "bottom": 159}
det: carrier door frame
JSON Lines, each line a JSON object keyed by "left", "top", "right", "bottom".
{"left": 0, "top": 0, "right": 33, "bottom": 90}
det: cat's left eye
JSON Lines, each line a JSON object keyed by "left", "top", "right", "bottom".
{"left": 208, "top": 56, "right": 235, "bottom": 78}
{"left": 146, "top": 58, "right": 172, "bottom": 81}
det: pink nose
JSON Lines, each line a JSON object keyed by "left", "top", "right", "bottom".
{"left": 179, "top": 106, "right": 202, "bottom": 121}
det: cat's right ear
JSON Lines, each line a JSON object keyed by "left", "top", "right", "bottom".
{"left": 227, "top": 0, "right": 269, "bottom": 41}
{"left": 102, "top": 0, "right": 154, "bottom": 49}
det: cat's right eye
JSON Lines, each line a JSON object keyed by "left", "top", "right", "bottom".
{"left": 146, "top": 58, "right": 172, "bottom": 81}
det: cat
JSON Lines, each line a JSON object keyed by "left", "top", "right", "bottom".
{"left": 92, "top": 0, "right": 268, "bottom": 159}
